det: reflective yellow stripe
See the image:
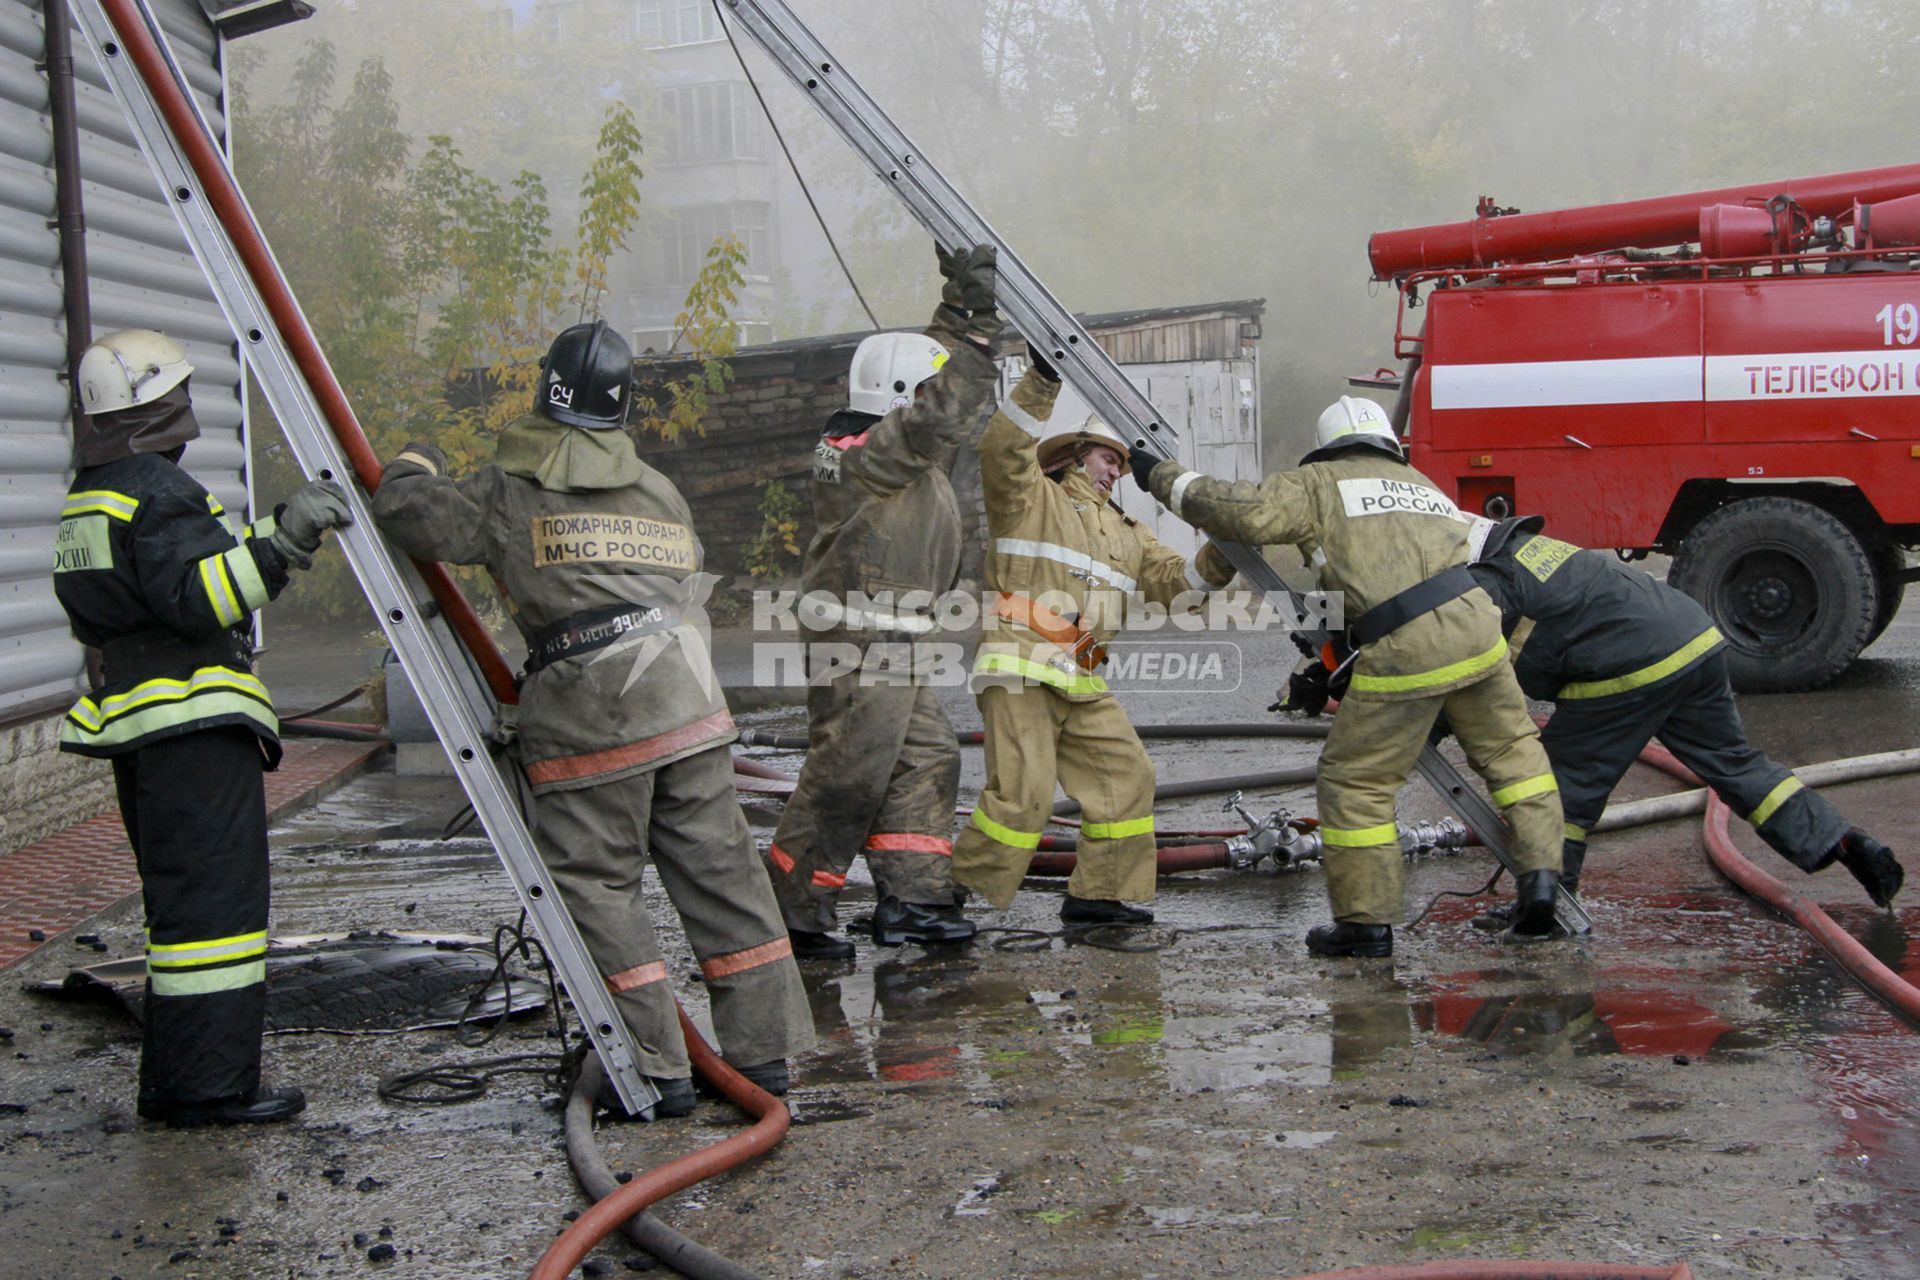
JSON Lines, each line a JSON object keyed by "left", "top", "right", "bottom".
{"left": 970, "top": 807, "right": 1043, "bottom": 850}
{"left": 222, "top": 544, "right": 269, "bottom": 611}
{"left": 1321, "top": 821, "right": 1400, "bottom": 848}
{"left": 1747, "top": 776, "right": 1803, "bottom": 828}
{"left": 200, "top": 555, "right": 243, "bottom": 627}
{"left": 246, "top": 513, "right": 277, "bottom": 541}
{"left": 1082, "top": 815, "right": 1155, "bottom": 840}
{"left": 150, "top": 959, "right": 265, "bottom": 997}
{"left": 148, "top": 930, "right": 268, "bottom": 968}
{"left": 1347, "top": 637, "right": 1508, "bottom": 694}
{"left": 1491, "top": 773, "right": 1559, "bottom": 807}
{"left": 1558, "top": 627, "right": 1723, "bottom": 699}
{"left": 63, "top": 489, "right": 139, "bottom": 522}
{"left": 86, "top": 667, "right": 269, "bottom": 719}
{"left": 974, "top": 650, "right": 1109, "bottom": 696}
{"left": 1564, "top": 821, "right": 1588, "bottom": 842}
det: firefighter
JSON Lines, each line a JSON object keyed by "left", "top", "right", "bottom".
{"left": 371, "top": 320, "right": 813, "bottom": 1116}
{"left": 1133, "top": 396, "right": 1565, "bottom": 957}
{"left": 53, "top": 328, "right": 352, "bottom": 1127}
{"left": 948, "top": 349, "right": 1237, "bottom": 924}
{"left": 1462, "top": 516, "right": 1904, "bottom": 920}
{"left": 767, "top": 245, "right": 1003, "bottom": 959}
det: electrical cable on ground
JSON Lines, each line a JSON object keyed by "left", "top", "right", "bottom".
{"left": 712, "top": 0, "right": 880, "bottom": 330}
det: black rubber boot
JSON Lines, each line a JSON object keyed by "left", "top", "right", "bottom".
{"left": 737, "top": 1059, "right": 789, "bottom": 1096}
{"left": 788, "top": 928, "right": 855, "bottom": 960}
{"left": 143, "top": 1085, "right": 306, "bottom": 1129}
{"left": 596, "top": 1074, "right": 696, "bottom": 1120}
{"left": 871, "top": 895, "right": 977, "bottom": 947}
{"left": 1507, "top": 868, "right": 1561, "bottom": 939}
{"left": 1837, "top": 829, "right": 1905, "bottom": 908}
{"left": 1060, "top": 894, "right": 1153, "bottom": 926}
{"left": 1305, "top": 921, "right": 1393, "bottom": 958}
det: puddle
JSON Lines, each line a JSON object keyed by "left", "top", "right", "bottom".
{"left": 1141, "top": 1205, "right": 1276, "bottom": 1231}
{"left": 951, "top": 1174, "right": 1002, "bottom": 1217}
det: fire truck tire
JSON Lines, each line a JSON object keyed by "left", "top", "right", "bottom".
{"left": 1669, "top": 497, "right": 1876, "bottom": 693}
{"left": 1867, "top": 545, "right": 1907, "bottom": 647}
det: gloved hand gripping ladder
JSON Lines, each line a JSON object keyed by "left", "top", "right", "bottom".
{"left": 69, "top": 0, "right": 664, "bottom": 1113}
{"left": 718, "top": 0, "right": 1590, "bottom": 936}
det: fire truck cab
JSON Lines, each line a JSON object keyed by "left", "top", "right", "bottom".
{"left": 1368, "top": 166, "right": 1920, "bottom": 692}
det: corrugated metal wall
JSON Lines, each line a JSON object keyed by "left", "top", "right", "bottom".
{"left": 0, "top": 0, "right": 242, "bottom": 717}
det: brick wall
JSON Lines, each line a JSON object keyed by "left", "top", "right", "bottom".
{"left": 632, "top": 334, "right": 993, "bottom": 588}
{"left": 0, "top": 712, "right": 111, "bottom": 857}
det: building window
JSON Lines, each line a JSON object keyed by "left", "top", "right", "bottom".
{"left": 659, "top": 82, "right": 769, "bottom": 164}
{"left": 634, "top": 0, "right": 720, "bottom": 46}
{"left": 634, "top": 202, "right": 775, "bottom": 289}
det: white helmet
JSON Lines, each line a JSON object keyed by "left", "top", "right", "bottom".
{"left": 1312, "top": 394, "right": 1400, "bottom": 459}
{"left": 1037, "top": 414, "right": 1130, "bottom": 475}
{"left": 847, "top": 331, "right": 949, "bottom": 416}
{"left": 78, "top": 328, "right": 194, "bottom": 416}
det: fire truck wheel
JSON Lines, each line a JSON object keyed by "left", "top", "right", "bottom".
{"left": 1867, "top": 545, "right": 1908, "bottom": 647}
{"left": 1669, "top": 497, "right": 1877, "bottom": 694}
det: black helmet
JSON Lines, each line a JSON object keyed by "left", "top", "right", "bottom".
{"left": 538, "top": 320, "right": 633, "bottom": 429}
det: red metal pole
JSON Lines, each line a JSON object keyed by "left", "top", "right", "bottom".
{"left": 99, "top": 0, "right": 520, "bottom": 704}
{"left": 1369, "top": 163, "right": 1920, "bottom": 278}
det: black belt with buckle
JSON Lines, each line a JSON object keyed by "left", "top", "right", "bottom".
{"left": 525, "top": 604, "right": 681, "bottom": 673}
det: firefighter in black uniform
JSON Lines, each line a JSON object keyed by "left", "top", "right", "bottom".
{"left": 1462, "top": 516, "right": 1904, "bottom": 921}
{"left": 53, "top": 329, "right": 352, "bottom": 1127}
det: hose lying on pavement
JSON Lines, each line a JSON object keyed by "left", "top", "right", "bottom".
{"left": 1592, "top": 748, "right": 1920, "bottom": 834}
{"left": 533, "top": 1003, "right": 787, "bottom": 1280}
{"left": 1284, "top": 1262, "right": 1694, "bottom": 1280}
{"left": 1052, "top": 766, "right": 1317, "bottom": 816}
{"left": 735, "top": 720, "right": 1332, "bottom": 749}
{"left": 564, "top": 1054, "right": 765, "bottom": 1280}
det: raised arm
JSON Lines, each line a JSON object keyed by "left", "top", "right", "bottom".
{"left": 369, "top": 443, "right": 501, "bottom": 567}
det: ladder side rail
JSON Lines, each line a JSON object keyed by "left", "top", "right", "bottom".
{"left": 720, "top": 0, "right": 1590, "bottom": 934}
{"left": 75, "top": 0, "right": 665, "bottom": 1106}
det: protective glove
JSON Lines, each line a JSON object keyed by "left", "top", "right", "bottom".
{"left": 936, "top": 244, "right": 969, "bottom": 311}
{"left": 948, "top": 243, "right": 997, "bottom": 314}
{"left": 270, "top": 479, "right": 353, "bottom": 571}
{"left": 1026, "top": 341, "right": 1058, "bottom": 382}
{"left": 385, "top": 441, "right": 447, "bottom": 478}
{"left": 1281, "top": 656, "right": 1332, "bottom": 718}
{"left": 1427, "top": 711, "right": 1454, "bottom": 746}
{"left": 1128, "top": 445, "right": 1161, "bottom": 493}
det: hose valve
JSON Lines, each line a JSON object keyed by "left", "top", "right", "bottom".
{"left": 1399, "top": 816, "right": 1472, "bottom": 854}
{"left": 1222, "top": 790, "right": 1295, "bottom": 869}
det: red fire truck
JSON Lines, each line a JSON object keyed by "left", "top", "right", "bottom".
{"left": 1366, "top": 164, "right": 1920, "bottom": 691}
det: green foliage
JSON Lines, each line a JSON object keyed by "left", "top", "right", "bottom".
{"left": 638, "top": 235, "right": 747, "bottom": 442}
{"left": 233, "top": 47, "right": 667, "bottom": 618}
{"left": 742, "top": 480, "right": 804, "bottom": 580}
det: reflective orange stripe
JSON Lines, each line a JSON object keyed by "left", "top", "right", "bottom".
{"left": 524, "top": 710, "right": 735, "bottom": 786}
{"left": 864, "top": 833, "right": 954, "bottom": 856}
{"left": 811, "top": 869, "right": 847, "bottom": 888}
{"left": 606, "top": 961, "right": 668, "bottom": 993}
{"left": 701, "top": 936, "right": 793, "bottom": 980}
{"left": 767, "top": 844, "right": 796, "bottom": 874}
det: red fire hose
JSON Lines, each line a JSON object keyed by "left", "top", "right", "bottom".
{"left": 100, "top": 0, "right": 519, "bottom": 705}
{"left": 530, "top": 1006, "right": 789, "bottom": 1280}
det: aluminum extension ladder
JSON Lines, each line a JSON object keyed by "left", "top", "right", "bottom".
{"left": 68, "top": 0, "right": 664, "bottom": 1113}
{"left": 719, "top": 0, "right": 1590, "bottom": 935}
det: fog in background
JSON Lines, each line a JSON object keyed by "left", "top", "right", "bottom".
{"left": 235, "top": 0, "right": 1920, "bottom": 464}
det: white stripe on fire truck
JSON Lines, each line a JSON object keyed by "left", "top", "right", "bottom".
{"left": 1432, "top": 350, "right": 1920, "bottom": 411}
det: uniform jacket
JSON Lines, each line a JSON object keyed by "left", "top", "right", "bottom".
{"left": 977, "top": 369, "right": 1234, "bottom": 701}
{"left": 53, "top": 453, "right": 287, "bottom": 760}
{"left": 371, "top": 416, "right": 733, "bottom": 793}
{"left": 1152, "top": 450, "right": 1503, "bottom": 702}
{"left": 1469, "top": 531, "right": 1723, "bottom": 702}
{"left": 803, "top": 303, "right": 997, "bottom": 635}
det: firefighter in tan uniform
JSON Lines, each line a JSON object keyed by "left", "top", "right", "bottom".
{"left": 768, "top": 246, "right": 1002, "bottom": 958}
{"left": 950, "top": 352, "right": 1236, "bottom": 924}
{"left": 372, "top": 321, "right": 813, "bottom": 1116}
{"left": 1134, "top": 396, "right": 1564, "bottom": 956}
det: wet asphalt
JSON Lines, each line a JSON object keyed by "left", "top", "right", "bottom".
{"left": 1, "top": 603, "right": 1916, "bottom": 1280}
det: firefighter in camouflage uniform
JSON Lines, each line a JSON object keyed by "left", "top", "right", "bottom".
{"left": 1463, "top": 516, "right": 1904, "bottom": 923}
{"left": 767, "top": 245, "right": 1002, "bottom": 959}
{"left": 54, "top": 328, "right": 352, "bottom": 1127}
{"left": 372, "top": 321, "right": 812, "bottom": 1117}
{"left": 949, "top": 350, "right": 1237, "bottom": 925}
{"left": 1135, "top": 396, "right": 1565, "bottom": 956}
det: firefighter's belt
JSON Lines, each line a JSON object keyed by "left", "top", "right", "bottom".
{"left": 1350, "top": 565, "right": 1477, "bottom": 647}
{"left": 525, "top": 603, "right": 682, "bottom": 673}
{"left": 993, "top": 592, "right": 1106, "bottom": 671}
{"left": 101, "top": 628, "right": 252, "bottom": 683}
